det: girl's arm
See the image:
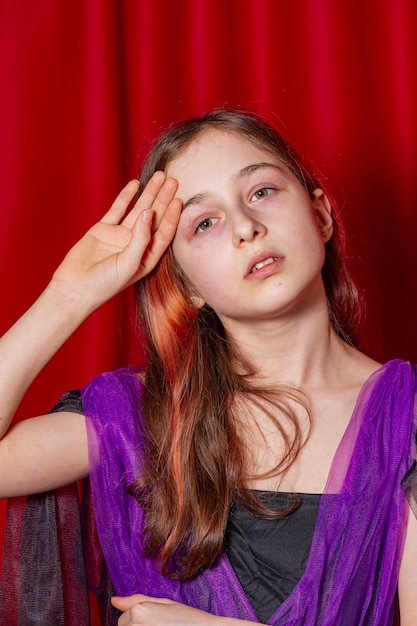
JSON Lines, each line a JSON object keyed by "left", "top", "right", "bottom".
{"left": 0, "top": 173, "right": 181, "bottom": 497}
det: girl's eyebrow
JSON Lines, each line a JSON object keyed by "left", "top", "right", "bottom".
{"left": 181, "top": 162, "right": 284, "bottom": 212}
{"left": 182, "top": 193, "right": 207, "bottom": 213}
{"left": 235, "top": 161, "right": 284, "bottom": 180}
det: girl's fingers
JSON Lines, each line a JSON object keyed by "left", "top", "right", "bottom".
{"left": 119, "top": 196, "right": 181, "bottom": 283}
{"left": 146, "top": 177, "right": 179, "bottom": 230}
{"left": 122, "top": 173, "right": 179, "bottom": 230}
{"left": 135, "top": 198, "right": 182, "bottom": 271}
{"left": 77, "top": 173, "right": 181, "bottom": 289}
{"left": 99, "top": 172, "right": 179, "bottom": 242}
{"left": 100, "top": 180, "right": 141, "bottom": 225}
{"left": 112, "top": 594, "right": 172, "bottom": 610}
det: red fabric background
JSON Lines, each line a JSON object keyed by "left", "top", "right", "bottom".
{"left": 0, "top": 0, "right": 416, "bottom": 611}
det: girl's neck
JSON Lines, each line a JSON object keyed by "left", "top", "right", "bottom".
{"left": 223, "top": 308, "right": 349, "bottom": 390}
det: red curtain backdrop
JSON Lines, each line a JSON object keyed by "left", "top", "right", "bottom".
{"left": 1, "top": 0, "right": 416, "bottom": 600}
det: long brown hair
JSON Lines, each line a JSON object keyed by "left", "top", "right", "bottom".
{"left": 133, "top": 108, "right": 362, "bottom": 578}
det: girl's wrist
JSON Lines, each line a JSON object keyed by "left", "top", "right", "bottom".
{"left": 42, "top": 276, "right": 98, "bottom": 321}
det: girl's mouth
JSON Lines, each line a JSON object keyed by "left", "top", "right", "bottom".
{"left": 250, "top": 257, "right": 277, "bottom": 273}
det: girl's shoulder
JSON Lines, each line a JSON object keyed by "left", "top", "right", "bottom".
{"left": 50, "top": 367, "right": 146, "bottom": 416}
{"left": 81, "top": 366, "right": 145, "bottom": 404}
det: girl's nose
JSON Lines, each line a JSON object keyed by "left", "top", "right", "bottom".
{"left": 231, "top": 206, "right": 267, "bottom": 247}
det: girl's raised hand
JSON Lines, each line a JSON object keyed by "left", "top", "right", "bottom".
{"left": 0, "top": 172, "right": 181, "bottom": 438}
{"left": 51, "top": 172, "right": 181, "bottom": 313}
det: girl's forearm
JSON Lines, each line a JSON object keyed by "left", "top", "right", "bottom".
{"left": 0, "top": 280, "right": 91, "bottom": 437}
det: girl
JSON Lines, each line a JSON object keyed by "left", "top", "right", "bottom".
{"left": 0, "top": 109, "right": 416, "bottom": 625}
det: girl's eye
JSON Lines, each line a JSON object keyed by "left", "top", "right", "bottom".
{"left": 250, "top": 187, "right": 273, "bottom": 201}
{"left": 195, "top": 217, "right": 217, "bottom": 233}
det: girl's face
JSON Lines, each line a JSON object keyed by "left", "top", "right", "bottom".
{"left": 168, "top": 130, "right": 333, "bottom": 332}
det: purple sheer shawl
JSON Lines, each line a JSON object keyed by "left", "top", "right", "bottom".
{"left": 82, "top": 359, "right": 417, "bottom": 625}
{"left": 0, "top": 360, "right": 415, "bottom": 624}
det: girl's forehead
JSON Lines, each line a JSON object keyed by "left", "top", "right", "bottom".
{"left": 166, "top": 129, "right": 278, "bottom": 176}
{"left": 183, "top": 128, "right": 266, "bottom": 154}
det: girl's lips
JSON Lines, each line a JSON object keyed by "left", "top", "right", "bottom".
{"left": 245, "top": 252, "right": 284, "bottom": 280}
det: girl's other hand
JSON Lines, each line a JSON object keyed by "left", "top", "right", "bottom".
{"left": 50, "top": 172, "right": 181, "bottom": 313}
{"left": 112, "top": 594, "right": 214, "bottom": 625}
{"left": 111, "top": 594, "right": 259, "bottom": 626}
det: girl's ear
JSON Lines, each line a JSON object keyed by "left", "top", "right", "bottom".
{"left": 312, "top": 189, "right": 333, "bottom": 242}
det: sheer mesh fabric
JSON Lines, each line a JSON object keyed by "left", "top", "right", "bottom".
{"left": 0, "top": 361, "right": 416, "bottom": 624}
{"left": 83, "top": 362, "right": 417, "bottom": 624}
{"left": 0, "top": 483, "right": 119, "bottom": 625}
{"left": 0, "top": 392, "right": 119, "bottom": 626}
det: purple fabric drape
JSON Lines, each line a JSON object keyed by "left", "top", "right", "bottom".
{"left": 0, "top": 360, "right": 416, "bottom": 624}
{"left": 82, "top": 360, "right": 416, "bottom": 625}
